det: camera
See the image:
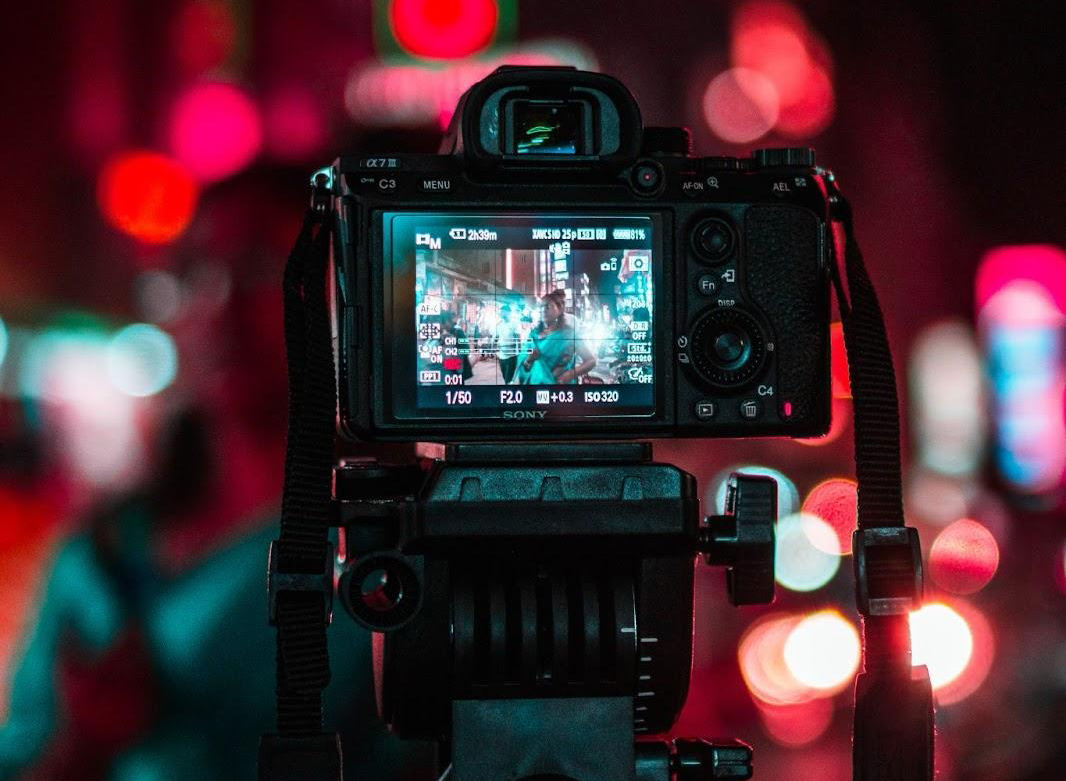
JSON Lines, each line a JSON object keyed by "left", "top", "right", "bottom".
{"left": 262, "top": 66, "right": 934, "bottom": 781}
{"left": 331, "top": 66, "right": 832, "bottom": 442}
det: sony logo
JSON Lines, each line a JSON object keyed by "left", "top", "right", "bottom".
{"left": 502, "top": 410, "right": 547, "bottom": 420}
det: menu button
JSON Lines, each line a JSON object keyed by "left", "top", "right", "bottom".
{"left": 418, "top": 177, "right": 453, "bottom": 192}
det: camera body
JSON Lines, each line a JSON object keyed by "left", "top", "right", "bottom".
{"left": 332, "top": 67, "right": 832, "bottom": 442}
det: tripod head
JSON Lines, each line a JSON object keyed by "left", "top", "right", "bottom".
{"left": 333, "top": 442, "right": 775, "bottom": 780}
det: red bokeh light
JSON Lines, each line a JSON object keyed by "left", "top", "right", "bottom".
{"left": 389, "top": 0, "right": 499, "bottom": 60}
{"left": 702, "top": 67, "right": 780, "bottom": 144}
{"left": 975, "top": 245, "right": 1066, "bottom": 315}
{"left": 775, "top": 62, "right": 835, "bottom": 138}
{"left": 795, "top": 396, "right": 850, "bottom": 447}
{"left": 830, "top": 321, "right": 851, "bottom": 399}
{"left": 756, "top": 697, "right": 834, "bottom": 747}
{"left": 928, "top": 518, "right": 1000, "bottom": 595}
{"left": 171, "top": 0, "right": 236, "bottom": 76}
{"left": 97, "top": 151, "right": 199, "bottom": 244}
{"left": 801, "top": 478, "right": 857, "bottom": 554}
{"left": 728, "top": 0, "right": 836, "bottom": 139}
{"left": 910, "top": 600, "right": 994, "bottom": 705}
{"left": 731, "top": 0, "right": 813, "bottom": 105}
{"left": 168, "top": 82, "right": 262, "bottom": 183}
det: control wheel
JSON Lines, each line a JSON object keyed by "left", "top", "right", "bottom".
{"left": 688, "top": 307, "right": 767, "bottom": 389}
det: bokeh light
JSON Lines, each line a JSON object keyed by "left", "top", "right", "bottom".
{"left": 731, "top": 0, "right": 812, "bottom": 104}
{"left": 105, "top": 324, "right": 179, "bottom": 397}
{"left": 389, "top": 0, "right": 499, "bottom": 60}
{"left": 711, "top": 463, "right": 800, "bottom": 518}
{"left": 345, "top": 41, "right": 597, "bottom": 129}
{"left": 795, "top": 395, "right": 850, "bottom": 447}
{"left": 729, "top": 0, "right": 835, "bottom": 138}
{"left": 134, "top": 269, "right": 184, "bottom": 323}
{"left": 918, "top": 601, "right": 995, "bottom": 706}
{"left": 168, "top": 81, "right": 262, "bottom": 183}
{"left": 738, "top": 613, "right": 810, "bottom": 705}
{"left": 801, "top": 478, "right": 857, "bottom": 555}
{"left": 909, "top": 603, "right": 973, "bottom": 690}
{"left": 981, "top": 282, "right": 1066, "bottom": 494}
{"left": 783, "top": 609, "right": 860, "bottom": 692}
{"left": 775, "top": 512, "right": 841, "bottom": 592}
{"left": 18, "top": 326, "right": 148, "bottom": 489}
{"left": 830, "top": 321, "right": 850, "bottom": 399}
{"left": 910, "top": 320, "right": 986, "bottom": 476}
{"left": 774, "top": 62, "right": 835, "bottom": 138}
{"left": 756, "top": 697, "right": 834, "bottom": 747}
{"left": 928, "top": 518, "right": 999, "bottom": 595}
{"left": 975, "top": 244, "right": 1066, "bottom": 315}
{"left": 905, "top": 470, "right": 972, "bottom": 527}
{"left": 702, "top": 67, "right": 780, "bottom": 144}
{"left": 97, "top": 151, "right": 199, "bottom": 244}
{"left": 0, "top": 315, "right": 8, "bottom": 370}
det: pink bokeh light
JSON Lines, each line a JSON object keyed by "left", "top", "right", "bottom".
{"left": 168, "top": 82, "right": 262, "bottom": 183}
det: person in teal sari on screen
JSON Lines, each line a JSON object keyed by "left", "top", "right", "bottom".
{"left": 513, "top": 290, "right": 597, "bottom": 385}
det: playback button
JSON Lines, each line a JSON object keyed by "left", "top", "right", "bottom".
{"left": 695, "top": 400, "right": 717, "bottom": 420}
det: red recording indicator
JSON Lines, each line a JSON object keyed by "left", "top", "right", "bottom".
{"left": 443, "top": 357, "right": 462, "bottom": 372}
{"left": 782, "top": 400, "right": 793, "bottom": 418}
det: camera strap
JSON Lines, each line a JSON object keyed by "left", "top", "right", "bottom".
{"left": 827, "top": 178, "right": 934, "bottom": 781}
{"left": 260, "top": 173, "right": 933, "bottom": 781}
{"left": 259, "top": 200, "right": 344, "bottom": 780}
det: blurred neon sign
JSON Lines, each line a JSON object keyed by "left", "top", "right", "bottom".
{"left": 977, "top": 246, "right": 1066, "bottom": 495}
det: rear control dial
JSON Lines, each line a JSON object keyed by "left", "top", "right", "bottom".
{"left": 688, "top": 307, "right": 767, "bottom": 388}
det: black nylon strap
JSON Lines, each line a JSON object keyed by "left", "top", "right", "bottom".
{"left": 274, "top": 210, "right": 336, "bottom": 739}
{"left": 829, "top": 179, "right": 933, "bottom": 780}
{"left": 830, "top": 190, "right": 905, "bottom": 531}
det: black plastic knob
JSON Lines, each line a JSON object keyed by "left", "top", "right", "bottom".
{"left": 752, "top": 147, "right": 816, "bottom": 168}
{"left": 673, "top": 739, "right": 753, "bottom": 780}
{"left": 699, "top": 474, "right": 776, "bottom": 606}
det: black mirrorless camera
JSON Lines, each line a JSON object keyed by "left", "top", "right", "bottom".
{"left": 262, "top": 66, "right": 932, "bottom": 781}
{"left": 332, "top": 66, "right": 832, "bottom": 443}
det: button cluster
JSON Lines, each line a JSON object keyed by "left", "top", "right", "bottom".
{"left": 693, "top": 398, "right": 764, "bottom": 421}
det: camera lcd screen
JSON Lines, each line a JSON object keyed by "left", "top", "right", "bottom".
{"left": 386, "top": 213, "right": 658, "bottom": 421}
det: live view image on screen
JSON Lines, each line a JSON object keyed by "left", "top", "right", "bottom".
{"left": 389, "top": 214, "right": 656, "bottom": 417}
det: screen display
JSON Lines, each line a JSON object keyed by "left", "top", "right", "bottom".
{"left": 513, "top": 102, "right": 583, "bottom": 154}
{"left": 386, "top": 213, "right": 658, "bottom": 420}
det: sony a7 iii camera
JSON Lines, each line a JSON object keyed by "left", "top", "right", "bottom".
{"left": 332, "top": 66, "right": 833, "bottom": 443}
{"left": 261, "top": 66, "right": 933, "bottom": 781}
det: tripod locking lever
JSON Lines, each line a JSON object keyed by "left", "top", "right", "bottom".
{"left": 698, "top": 474, "right": 777, "bottom": 606}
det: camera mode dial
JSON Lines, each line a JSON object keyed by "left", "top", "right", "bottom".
{"left": 688, "top": 307, "right": 767, "bottom": 389}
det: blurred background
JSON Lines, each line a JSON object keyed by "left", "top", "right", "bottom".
{"left": 0, "top": 1, "right": 1064, "bottom": 779}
